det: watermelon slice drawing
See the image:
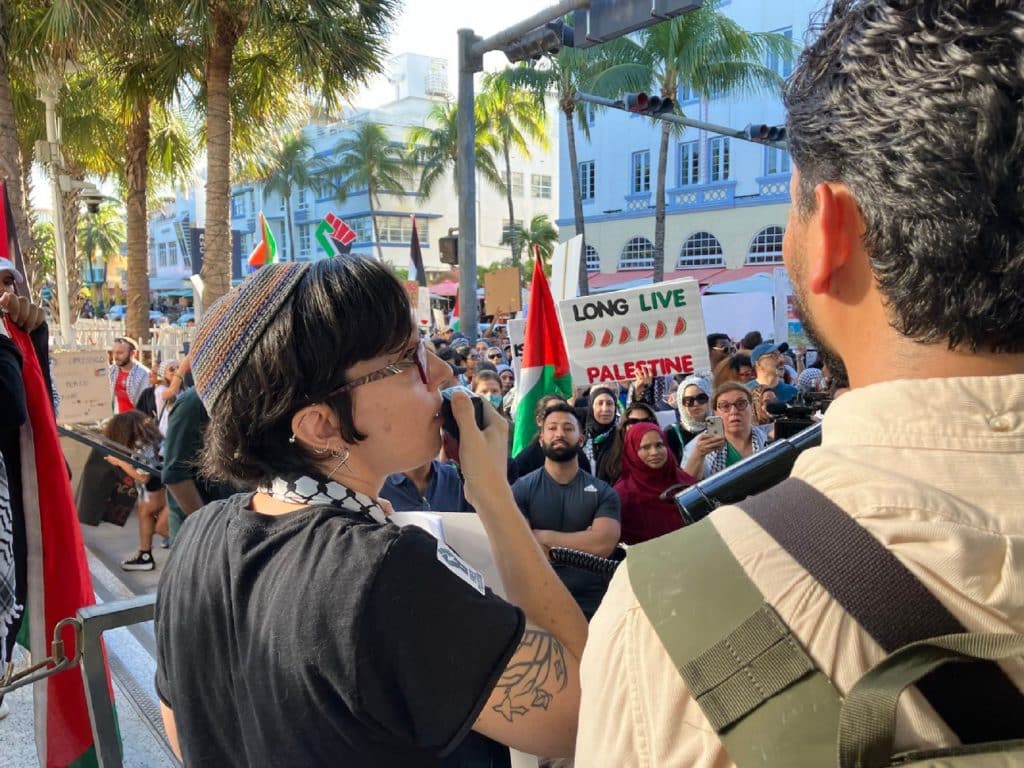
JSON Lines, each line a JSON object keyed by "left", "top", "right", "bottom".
{"left": 600, "top": 329, "right": 614, "bottom": 347}
{"left": 584, "top": 330, "right": 596, "bottom": 349}
{"left": 619, "top": 326, "right": 631, "bottom": 344}
{"left": 655, "top": 320, "right": 668, "bottom": 339}
{"left": 637, "top": 322, "right": 650, "bottom": 341}
{"left": 674, "top": 317, "right": 687, "bottom": 335}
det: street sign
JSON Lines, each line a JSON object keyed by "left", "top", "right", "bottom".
{"left": 574, "top": 0, "right": 703, "bottom": 47}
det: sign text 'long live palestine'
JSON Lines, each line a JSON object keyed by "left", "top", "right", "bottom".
{"left": 558, "top": 279, "right": 710, "bottom": 383}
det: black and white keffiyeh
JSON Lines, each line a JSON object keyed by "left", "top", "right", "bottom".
{"left": 0, "top": 453, "right": 22, "bottom": 652}
{"left": 259, "top": 475, "right": 389, "bottom": 524}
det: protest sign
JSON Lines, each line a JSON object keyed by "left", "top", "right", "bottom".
{"left": 405, "top": 282, "right": 431, "bottom": 329}
{"left": 549, "top": 235, "right": 582, "bottom": 302}
{"left": 484, "top": 267, "right": 522, "bottom": 315}
{"left": 773, "top": 267, "right": 810, "bottom": 348}
{"left": 557, "top": 278, "right": 710, "bottom": 384}
{"left": 51, "top": 348, "right": 111, "bottom": 423}
{"left": 506, "top": 317, "right": 525, "bottom": 384}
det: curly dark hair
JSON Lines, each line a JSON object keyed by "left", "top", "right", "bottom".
{"left": 201, "top": 257, "right": 414, "bottom": 486}
{"left": 785, "top": 0, "right": 1024, "bottom": 352}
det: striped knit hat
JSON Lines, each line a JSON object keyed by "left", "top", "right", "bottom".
{"left": 191, "top": 262, "right": 311, "bottom": 412}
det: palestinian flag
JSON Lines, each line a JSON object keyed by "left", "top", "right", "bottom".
{"left": 7, "top": 311, "right": 114, "bottom": 767}
{"left": 512, "top": 258, "right": 573, "bottom": 455}
{"left": 247, "top": 212, "right": 277, "bottom": 267}
{"left": 408, "top": 215, "right": 427, "bottom": 288}
{"left": 450, "top": 294, "right": 459, "bottom": 333}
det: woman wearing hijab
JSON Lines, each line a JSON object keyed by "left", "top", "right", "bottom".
{"left": 664, "top": 375, "right": 710, "bottom": 460}
{"left": 613, "top": 422, "right": 696, "bottom": 544}
{"left": 579, "top": 386, "right": 618, "bottom": 471}
{"left": 595, "top": 401, "right": 663, "bottom": 484}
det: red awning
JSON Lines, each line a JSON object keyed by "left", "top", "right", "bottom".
{"left": 701, "top": 265, "right": 774, "bottom": 286}
{"left": 663, "top": 267, "right": 729, "bottom": 285}
{"left": 429, "top": 279, "right": 460, "bottom": 297}
{"left": 587, "top": 270, "right": 653, "bottom": 289}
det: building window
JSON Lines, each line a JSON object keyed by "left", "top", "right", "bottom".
{"left": 585, "top": 245, "right": 600, "bottom": 272}
{"left": 618, "top": 237, "right": 654, "bottom": 271}
{"left": 296, "top": 187, "right": 308, "bottom": 210}
{"left": 631, "top": 151, "right": 651, "bottom": 194}
{"left": 377, "top": 216, "right": 429, "bottom": 244}
{"left": 584, "top": 102, "right": 596, "bottom": 127}
{"left": 158, "top": 242, "right": 167, "bottom": 268}
{"left": 677, "top": 232, "right": 725, "bottom": 268}
{"left": 506, "top": 171, "right": 524, "bottom": 196}
{"left": 768, "top": 29, "right": 794, "bottom": 79}
{"left": 167, "top": 242, "right": 178, "bottom": 267}
{"left": 149, "top": 241, "right": 157, "bottom": 272}
{"left": 678, "top": 141, "right": 700, "bottom": 186}
{"left": 678, "top": 82, "right": 698, "bottom": 103}
{"left": 231, "top": 194, "right": 247, "bottom": 218}
{"left": 531, "top": 174, "right": 552, "bottom": 199}
{"left": 347, "top": 216, "right": 374, "bottom": 242}
{"left": 579, "top": 161, "right": 595, "bottom": 201}
{"left": 709, "top": 137, "right": 730, "bottom": 183}
{"left": 297, "top": 224, "right": 311, "bottom": 260}
{"left": 747, "top": 226, "right": 786, "bottom": 265}
{"left": 764, "top": 146, "right": 791, "bottom": 176}
{"left": 501, "top": 219, "right": 523, "bottom": 241}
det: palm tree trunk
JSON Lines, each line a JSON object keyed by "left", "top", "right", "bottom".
{"left": 61, "top": 186, "right": 83, "bottom": 323}
{"left": 653, "top": 120, "right": 670, "bottom": 284}
{"left": 284, "top": 193, "right": 293, "bottom": 261}
{"left": 503, "top": 143, "right": 518, "bottom": 266}
{"left": 125, "top": 100, "right": 151, "bottom": 344}
{"left": 0, "top": 16, "right": 34, "bottom": 277}
{"left": 564, "top": 104, "right": 589, "bottom": 297}
{"left": 369, "top": 184, "right": 384, "bottom": 262}
{"left": 201, "top": 12, "right": 240, "bottom": 307}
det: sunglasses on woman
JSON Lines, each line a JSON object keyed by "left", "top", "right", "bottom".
{"left": 716, "top": 398, "right": 751, "bottom": 413}
{"left": 681, "top": 394, "right": 709, "bottom": 407}
{"left": 623, "top": 416, "right": 656, "bottom": 427}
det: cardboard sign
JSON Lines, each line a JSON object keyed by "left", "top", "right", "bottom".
{"left": 557, "top": 278, "right": 710, "bottom": 384}
{"left": 406, "top": 282, "right": 431, "bottom": 329}
{"left": 51, "top": 349, "right": 111, "bottom": 423}
{"left": 773, "top": 267, "right": 810, "bottom": 348}
{"left": 506, "top": 317, "right": 525, "bottom": 387}
{"left": 484, "top": 267, "right": 522, "bottom": 316}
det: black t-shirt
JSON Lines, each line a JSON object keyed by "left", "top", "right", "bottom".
{"left": 155, "top": 493, "right": 525, "bottom": 767}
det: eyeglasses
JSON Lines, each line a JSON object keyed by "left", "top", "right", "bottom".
{"left": 682, "top": 394, "right": 710, "bottom": 407}
{"left": 325, "top": 341, "right": 429, "bottom": 397}
{"left": 712, "top": 345, "right": 736, "bottom": 354}
{"left": 716, "top": 399, "right": 751, "bottom": 413}
{"left": 487, "top": 353, "right": 502, "bottom": 360}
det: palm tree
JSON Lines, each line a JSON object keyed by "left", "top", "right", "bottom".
{"left": 406, "top": 101, "right": 505, "bottom": 198}
{"left": 327, "top": 121, "right": 409, "bottom": 263}
{"left": 166, "top": 0, "right": 399, "bottom": 306}
{"left": 594, "top": 7, "right": 795, "bottom": 283}
{"left": 501, "top": 43, "right": 625, "bottom": 296}
{"left": 500, "top": 213, "right": 559, "bottom": 264}
{"left": 257, "top": 132, "right": 320, "bottom": 262}
{"left": 78, "top": 202, "right": 125, "bottom": 300}
{"left": 479, "top": 72, "right": 548, "bottom": 268}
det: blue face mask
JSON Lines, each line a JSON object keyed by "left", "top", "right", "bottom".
{"left": 487, "top": 394, "right": 503, "bottom": 409}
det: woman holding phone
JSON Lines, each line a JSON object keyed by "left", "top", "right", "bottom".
{"left": 681, "top": 382, "right": 771, "bottom": 481}
{"left": 155, "top": 258, "right": 587, "bottom": 766}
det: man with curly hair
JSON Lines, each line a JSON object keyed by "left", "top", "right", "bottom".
{"left": 577, "top": 2, "right": 1024, "bottom": 764}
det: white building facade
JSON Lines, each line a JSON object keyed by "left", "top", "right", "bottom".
{"left": 558, "top": 0, "right": 819, "bottom": 291}
{"left": 149, "top": 53, "right": 559, "bottom": 293}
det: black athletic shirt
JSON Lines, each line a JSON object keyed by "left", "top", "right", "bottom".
{"left": 155, "top": 493, "right": 525, "bottom": 767}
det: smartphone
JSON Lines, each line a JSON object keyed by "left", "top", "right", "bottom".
{"left": 705, "top": 415, "right": 725, "bottom": 438}
{"left": 440, "top": 386, "right": 485, "bottom": 444}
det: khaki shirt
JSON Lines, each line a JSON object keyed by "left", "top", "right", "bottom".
{"left": 577, "top": 375, "right": 1024, "bottom": 767}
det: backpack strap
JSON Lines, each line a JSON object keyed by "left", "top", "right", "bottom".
{"left": 739, "top": 478, "right": 1024, "bottom": 745}
{"left": 629, "top": 518, "right": 843, "bottom": 768}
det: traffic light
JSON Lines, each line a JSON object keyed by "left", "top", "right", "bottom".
{"left": 502, "top": 21, "right": 574, "bottom": 63}
{"left": 439, "top": 233, "right": 459, "bottom": 266}
{"left": 623, "top": 92, "right": 675, "bottom": 117}
{"left": 744, "top": 124, "right": 787, "bottom": 143}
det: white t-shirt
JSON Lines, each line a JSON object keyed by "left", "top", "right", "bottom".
{"left": 154, "top": 384, "right": 173, "bottom": 436}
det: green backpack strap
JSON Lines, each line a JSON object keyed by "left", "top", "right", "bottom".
{"left": 839, "top": 633, "right": 1024, "bottom": 768}
{"left": 629, "top": 518, "right": 844, "bottom": 768}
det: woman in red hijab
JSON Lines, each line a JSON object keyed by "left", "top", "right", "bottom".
{"left": 613, "top": 422, "right": 696, "bottom": 544}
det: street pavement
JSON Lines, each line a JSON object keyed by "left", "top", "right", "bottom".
{"left": 0, "top": 438, "right": 177, "bottom": 767}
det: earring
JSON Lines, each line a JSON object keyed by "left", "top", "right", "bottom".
{"left": 314, "top": 445, "right": 330, "bottom": 456}
{"left": 288, "top": 434, "right": 297, "bottom": 444}
{"left": 327, "top": 446, "right": 351, "bottom": 479}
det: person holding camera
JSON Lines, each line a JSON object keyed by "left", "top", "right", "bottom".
{"left": 680, "top": 382, "right": 771, "bottom": 483}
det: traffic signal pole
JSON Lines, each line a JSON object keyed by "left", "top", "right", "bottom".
{"left": 456, "top": 0, "right": 589, "bottom": 342}
{"left": 575, "top": 91, "right": 789, "bottom": 150}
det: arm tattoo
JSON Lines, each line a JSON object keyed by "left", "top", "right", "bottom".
{"left": 492, "top": 630, "right": 568, "bottom": 723}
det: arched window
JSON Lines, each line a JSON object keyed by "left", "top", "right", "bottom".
{"left": 617, "top": 237, "right": 654, "bottom": 271}
{"left": 677, "top": 232, "right": 725, "bottom": 268}
{"left": 585, "top": 245, "right": 600, "bottom": 272}
{"left": 746, "top": 226, "right": 785, "bottom": 265}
